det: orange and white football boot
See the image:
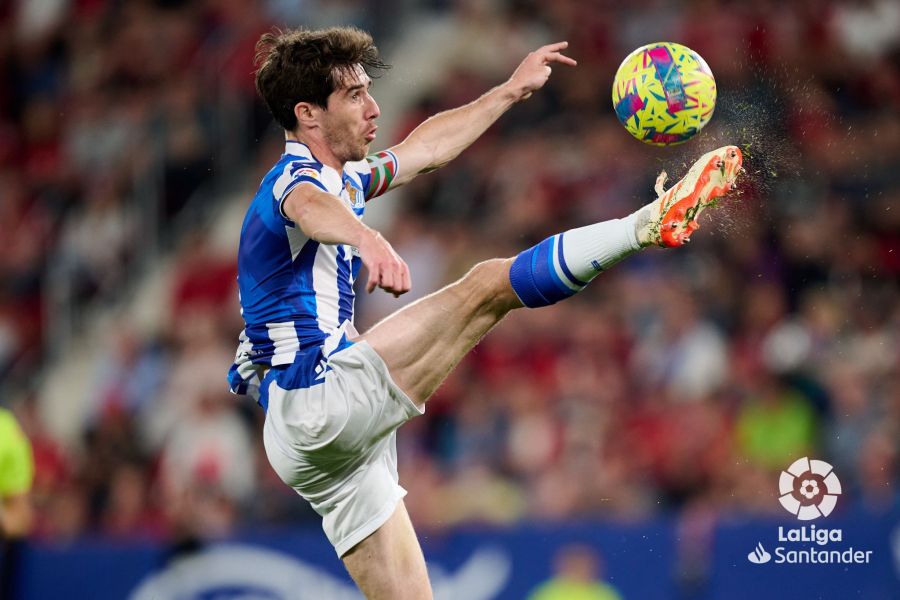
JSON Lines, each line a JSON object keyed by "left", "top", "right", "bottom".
{"left": 638, "top": 145, "right": 743, "bottom": 247}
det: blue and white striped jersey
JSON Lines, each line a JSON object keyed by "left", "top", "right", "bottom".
{"left": 228, "top": 140, "right": 398, "bottom": 400}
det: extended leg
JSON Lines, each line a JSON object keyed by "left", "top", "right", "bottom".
{"left": 359, "top": 144, "right": 743, "bottom": 406}
{"left": 359, "top": 212, "right": 643, "bottom": 405}
{"left": 342, "top": 501, "right": 432, "bottom": 600}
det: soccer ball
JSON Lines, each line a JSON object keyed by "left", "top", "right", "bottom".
{"left": 611, "top": 42, "right": 716, "bottom": 146}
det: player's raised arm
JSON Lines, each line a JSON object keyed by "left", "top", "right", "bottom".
{"left": 377, "top": 42, "right": 577, "bottom": 193}
{"left": 283, "top": 184, "right": 410, "bottom": 296}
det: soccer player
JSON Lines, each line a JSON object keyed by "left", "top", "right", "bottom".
{"left": 0, "top": 407, "right": 35, "bottom": 600}
{"left": 229, "top": 27, "right": 741, "bottom": 598}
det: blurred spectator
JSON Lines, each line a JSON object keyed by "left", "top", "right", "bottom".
{"left": 735, "top": 374, "right": 818, "bottom": 470}
{"left": 527, "top": 544, "right": 623, "bottom": 600}
{"left": 631, "top": 282, "right": 729, "bottom": 402}
{"left": 99, "top": 461, "right": 163, "bottom": 540}
{"left": 856, "top": 427, "right": 898, "bottom": 513}
{"left": 59, "top": 178, "right": 134, "bottom": 303}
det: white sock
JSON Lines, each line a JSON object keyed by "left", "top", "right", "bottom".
{"left": 509, "top": 213, "right": 644, "bottom": 308}
{"left": 561, "top": 213, "right": 642, "bottom": 281}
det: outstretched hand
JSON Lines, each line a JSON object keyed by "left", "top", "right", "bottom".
{"left": 358, "top": 229, "right": 411, "bottom": 297}
{"left": 505, "top": 41, "right": 577, "bottom": 102}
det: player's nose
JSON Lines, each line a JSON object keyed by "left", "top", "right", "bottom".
{"left": 367, "top": 96, "right": 380, "bottom": 120}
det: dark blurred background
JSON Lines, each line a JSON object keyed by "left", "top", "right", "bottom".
{"left": 0, "top": 0, "right": 898, "bottom": 598}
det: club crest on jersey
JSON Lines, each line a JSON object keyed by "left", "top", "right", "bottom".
{"left": 344, "top": 180, "right": 363, "bottom": 208}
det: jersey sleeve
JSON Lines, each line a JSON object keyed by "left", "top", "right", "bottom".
{"left": 273, "top": 160, "right": 328, "bottom": 225}
{"left": 361, "top": 150, "right": 399, "bottom": 201}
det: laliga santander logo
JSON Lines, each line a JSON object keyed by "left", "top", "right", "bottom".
{"left": 746, "top": 457, "right": 873, "bottom": 566}
{"left": 778, "top": 457, "right": 842, "bottom": 521}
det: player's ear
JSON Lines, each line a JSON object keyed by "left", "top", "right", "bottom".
{"left": 294, "top": 102, "right": 320, "bottom": 129}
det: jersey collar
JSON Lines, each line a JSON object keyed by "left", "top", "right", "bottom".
{"left": 284, "top": 140, "right": 315, "bottom": 160}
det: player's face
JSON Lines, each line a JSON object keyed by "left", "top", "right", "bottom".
{"left": 322, "top": 65, "right": 380, "bottom": 162}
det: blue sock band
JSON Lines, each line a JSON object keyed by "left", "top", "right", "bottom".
{"left": 509, "top": 234, "right": 585, "bottom": 308}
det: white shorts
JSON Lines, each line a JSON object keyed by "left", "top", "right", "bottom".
{"left": 261, "top": 339, "right": 423, "bottom": 557}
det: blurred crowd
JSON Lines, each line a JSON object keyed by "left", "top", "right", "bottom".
{"left": 1, "top": 0, "right": 898, "bottom": 561}
{"left": 0, "top": 0, "right": 278, "bottom": 391}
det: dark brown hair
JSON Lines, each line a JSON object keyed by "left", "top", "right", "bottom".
{"left": 254, "top": 27, "right": 389, "bottom": 131}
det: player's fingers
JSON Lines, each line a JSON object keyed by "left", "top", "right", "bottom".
{"left": 540, "top": 41, "right": 569, "bottom": 53}
{"left": 379, "top": 266, "right": 395, "bottom": 293}
{"left": 390, "top": 261, "right": 408, "bottom": 296}
{"left": 398, "top": 261, "right": 411, "bottom": 295}
{"left": 545, "top": 51, "right": 577, "bottom": 66}
{"left": 366, "top": 269, "right": 378, "bottom": 294}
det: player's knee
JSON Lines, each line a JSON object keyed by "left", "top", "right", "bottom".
{"left": 462, "top": 258, "right": 517, "bottom": 308}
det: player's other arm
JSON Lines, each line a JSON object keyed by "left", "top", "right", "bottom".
{"left": 282, "top": 184, "right": 410, "bottom": 296}
{"left": 387, "top": 42, "right": 577, "bottom": 188}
